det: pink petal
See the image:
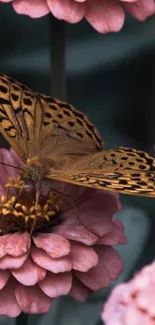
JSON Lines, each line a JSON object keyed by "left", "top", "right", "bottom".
{"left": 85, "top": 0, "right": 125, "bottom": 33}
{"left": 0, "top": 149, "right": 20, "bottom": 189}
{"left": 75, "top": 246, "right": 123, "bottom": 290}
{"left": 71, "top": 191, "right": 120, "bottom": 237}
{"left": 97, "top": 219, "right": 127, "bottom": 245}
{"left": 31, "top": 247, "right": 72, "bottom": 273}
{"left": 55, "top": 221, "right": 98, "bottom": 246}
{"left": 95, "top": 246, "right": 124, "bottom": 281}
{"left": 39, "top": 271, "right": 72, "bottom": 298}
{"left": 12, "top": 257, "right": 46, "bottom": 285}
{"left": 60, "top": 182, "right": 88, "bottom": 204}
{"left": 120, "top": 0, "right": 138, "bottom": 2}
{"left": 0, "top": 269, "right": 10, "bottom": 289}
{"left": 0, "top": 277, "right": 21, "bottom": 317}
{"left": 101, "top": 261, "right": 155, "bottom": 324}
{"left": 70, "top": 241, "right": 98, "bottom": 272}
{"left": 70, "top": 276, "right": 91, "bottom": 302}
{"left": 0, "top": 253, "right": 28, "bottom": 270}
{"left": 33, "top": 233, "right": 70, "bottom": 258}
{"left": 0, "top": 234, "right": 12, "bottom": 258}
{"left": 15, "top": 284, "right": 52, "bottom": 314}
{"left": 4, "top": 232, "right": 31, "bottom": 257}
{"left": 10, "top": 148, "right": 23, "bottom": 168}
{"left": 12, "top": 0, "right": 50, "bottom": 18}
{"left": 47, "top": 0, "right": 85, "bottom": 23}
{"left": 123, "top": 0, "right": 155, "bottom": 20}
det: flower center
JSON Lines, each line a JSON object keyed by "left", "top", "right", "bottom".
{"left": 0, "top": 176, "right": 62, "bottom": 235}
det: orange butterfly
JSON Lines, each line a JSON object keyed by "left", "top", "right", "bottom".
{"left": 0, "top": 74, "right": 154, "bottom": 198}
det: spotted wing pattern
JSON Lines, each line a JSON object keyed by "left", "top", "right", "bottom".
{"left": 47, "top": 147, "right": 155, "bottom": 197}
{"left": 0, "top": 74, "right": 155, "bottom": 198}
{"left": 0, "top": 74, "right": 103, "bottom": 162}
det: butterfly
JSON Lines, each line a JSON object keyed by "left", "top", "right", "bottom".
{"left": 0, "top": 73, "right": 155, "bottom": 199}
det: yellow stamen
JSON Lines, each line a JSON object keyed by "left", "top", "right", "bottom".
{"left": 15, "top": 203, "right": 22, "bottom": 209}
{"left": 44, "top": 215, "right": 50, "bottom": 222}
{"left": 43, "top": 204, "right": 49, "bottom": 213}
{"left": 2, "top": 208, "right": 10, "bottom": 215}
{"left": 47, "top": 211, "right": 56, "bottom": 216}
{"left": 21, "top": 205, "right": 28, "bottom": 214}
{"left": 29, "top": 206, "right": 35, "bottom": 214}
{"left": 13, "top": 210, "right": 25, "bottom": 217}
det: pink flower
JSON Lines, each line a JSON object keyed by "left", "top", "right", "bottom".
{"left": 0, "top": 147, "right": 126, "bottom": 317}
{"left": 0, "top": 0, "right": 154, "bottom": 33}
{"left": 101, "top": 261, "right": 155, "bottom": 325}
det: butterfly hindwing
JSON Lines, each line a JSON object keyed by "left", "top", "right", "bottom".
{"left": 46, "top": 147, "right": 155, "bottom": 197}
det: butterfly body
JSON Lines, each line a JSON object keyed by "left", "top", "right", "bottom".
{"left": 0, "top": 73, "right": 155, "bottom": 198}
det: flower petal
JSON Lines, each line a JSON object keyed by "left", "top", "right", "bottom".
{"left": 75, "top": 246, "right": 123, "bottom": 290}
{"left": 12, "top": 257, "right": 46, "bottom": 285}
{"left": 70, "top": 241, "right": 98, "bottom": 272}
{"left": 55, "top": 221, "right": 98, "bottom": 246}
{"left": 95, "top": 246, "right": 124, "bottom": 281}
{"left": 0, "top": 269, "right": 10, "bottom": 290}
{"left": 0, "top": 277, "right": 21, "bottom": 317}
{"left": 31, "top": 247, "right": 72, "bottom": 273}
{"left": 0, "top": 234, "right": 12, "bottom": 258}
{"left": 97, "top": 219, "right": 127, "bottom": 245}
{"left": 15, "top": 284, "right": 52, "bottom": 314}
{"left": 12, "top": 0, "right": 50, "bottom": 18}
{"left": 70, "top": 191, "right": 120, "bottom": 237}
{"left": 70, "top": 276, "right": 91, "bottom": 302}
{"left": 0, "top": 149, "right": 20, "bottom": 189}
{"left": 39, "top": 271, "right": 72, "bottom": 298}
{"left": 0, "top": 253, "right": 28, "bottom": 270}
{"left": 122, "top": 0, "right": 155, "bottom": 21}
{"left": 47, "top": 0, "right": 85, "bottom": 23}
{"left": 10, "top": 148, "right": 23, "bottom": 169}
{"left": 85, "top": 0, "right": 125, "bottom": 33}
{"left": 4, "top": 232, "right": 31, "bottom": 257}
{"left": 33, "top": 233, "right": 70, "bottom": 258}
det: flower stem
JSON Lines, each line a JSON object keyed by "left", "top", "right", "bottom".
{"left": 15, "top": 313, "right": 28, "bottom": 325}
{"left": 49, "top": 14, "right": 66, "bottom": 100}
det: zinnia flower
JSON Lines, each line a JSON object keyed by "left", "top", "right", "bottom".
{"left": 101, "top": 260, "right": 155, "bottom": 325}
{"left": 1, "top": 0, "right": 155, "bottom": 33}
{"left": 0, "top": 147, "right": 126, "bottom": 317}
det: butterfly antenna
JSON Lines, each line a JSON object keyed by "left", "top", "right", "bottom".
{"left": 0, "top": 161, "right": 23, "bottom": 170}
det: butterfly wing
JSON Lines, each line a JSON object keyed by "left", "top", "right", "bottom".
{"left": 0, "top": 74, "right": 103, "bottom": 162}
{"left": 46, "top": 147, "right": 155, "bottom": 197}
{"left": 0, "top": 74, "right": 43, "bottom": 161}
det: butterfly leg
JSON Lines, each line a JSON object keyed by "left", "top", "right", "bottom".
{"left": 35, "top": 189, "right": 40, "bottom": 210}
{"left": 29, "top": 185, "right": 42, "bottom": 236}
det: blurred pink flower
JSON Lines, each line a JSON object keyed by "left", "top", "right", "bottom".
{"left": 101, "top": 261, "right": 155, "bottom": 325}
{"left": 0, "top": 147, "right": 126, "bottom": 317}
{"left": 0, "top": 0, "right": 154, "bottom": 33}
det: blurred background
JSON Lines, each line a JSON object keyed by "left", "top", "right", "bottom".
{"left": 0, "top": 2, "right": 155, "bottom": 324}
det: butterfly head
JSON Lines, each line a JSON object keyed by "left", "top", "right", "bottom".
{"left": 20, "top": 157, "right": 42, "bottom": 190}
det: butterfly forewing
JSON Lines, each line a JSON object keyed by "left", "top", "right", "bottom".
{"left": 0, "top": 74, "right": 104, "bottom": 162}
{"left": 0, "top": 74, "right": 44, "bottom": 160}
{"left": 37, "top": 93, "right": 104, "bottom": 154}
